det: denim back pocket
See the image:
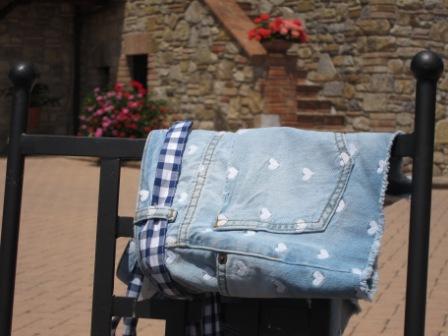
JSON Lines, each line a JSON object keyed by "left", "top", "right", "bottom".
{"left": 213, "top": 128, "right": 353, "bottom": 234}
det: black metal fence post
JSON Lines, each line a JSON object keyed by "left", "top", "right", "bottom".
{"left": 90, "top": 158, "right": 121, "bottom": 335}
{"left": 405, "top": 50, "right": 444, "bottom": 336}
{"left": 0, "top": 63, "right": 37, "bottom": 336}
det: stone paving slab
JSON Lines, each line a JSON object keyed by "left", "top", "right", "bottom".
{"left": 0, "top": 157, "right": 447, "bottom": 335}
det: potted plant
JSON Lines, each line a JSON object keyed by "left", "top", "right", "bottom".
{"left": 248, "top": 13, "right": 308, "bottom": 53}
{"left": 0, "top": 82, "right": 60, "bottom": 131}
{"left": 28, "top": 83, "right": 61, "bottom": 130}
{"left": 79, "top": 80, "right": 165, "bottom": 138}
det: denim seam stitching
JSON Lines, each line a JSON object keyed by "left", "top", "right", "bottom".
{"left": 133, "top": 131, "right": 156, "bottom": 273}
{"left": 216, "top": 256, "right": 230, "bottom": 296}
{"left": 173, "top": 244, "right": 353, "bottom": 274}
{"left": 310, "top": 132, "right": 354, "bottom": 230}
{"left": 219, "top": 132, "right": 238, "bottom": 211}
{"left": 178, "top": 134, "right": 223, "bottom": 244}
{"left": 133, "top": 130, "right": 155, "bottom": 224}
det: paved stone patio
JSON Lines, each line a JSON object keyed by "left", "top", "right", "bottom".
{"left": 0, "top": 157, "right": 447, "bottom": 335}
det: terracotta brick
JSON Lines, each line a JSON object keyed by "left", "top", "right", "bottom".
{"left": 122, "top": 33, "right": 152, "bottom": 55}
{"left": 297, "top": 113, "right": 345, "bottom": 126}
{"left": 211, "top": 45, "right": 225, "bottom": 54}
{"left": 279, "top": 114, "right": 298, "bottom": 123}
{"left": 297, "top": 98, "right": 332, "bottom": 110}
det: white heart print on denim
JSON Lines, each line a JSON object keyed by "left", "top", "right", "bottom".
{"left": 268, "top": 158, "right": 280, "bottom": 170}
{"left": 139, "top": 189, "right": 149, "bottom": 202}
{"left": 216, "top": 213, "right": 228, "bottom": 227}
{"left": 339, "top": 152, "right": 350, "bottom": 166}
{"left": 227, "top": 166, "right": 238, "bottom": 180}
{"left": 336, "top": 199, "right": 345, "bottom": 213}
{"left": 317, "top": 249, "right": 330, "bottom": 259}
{"left": 275, "top": 243, "right": 288, "bottom": 254}
{"left": 348, "top": 143, "right": 358, "bottom": 156}
{"left": 302, "top": 168, "right": 314, "bottom": 181}
{"left": 352, "top": 268, "right": 363, "bottom": 276}
{"left": 367, "top": 220, "right": 379, "bottom": 235}
{"left": 312, "top": 271, "right": 325, "bottom": 287}
{"left": 234, "top": 260, "right": 249, "bottom": 277}
{"left": 273, "top": 279, "right": 286, "bottom": 293}
{"left": 259, "top": 208, "right": 272, "bottom": 221}
{"left": 377, "top": 160, "right": 386, "bottom": 173}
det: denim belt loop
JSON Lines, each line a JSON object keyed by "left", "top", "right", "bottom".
{"left": 143, "top": 206, "right": 178, "bottom": 222}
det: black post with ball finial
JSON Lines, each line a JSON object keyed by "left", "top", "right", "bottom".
{"left": 405, "top": 50, "right": 443, "bottom": 336}
{"left": 0, "top": 63, "right": 37, "bottom": 336}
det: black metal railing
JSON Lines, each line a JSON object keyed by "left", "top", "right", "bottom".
{"left": 0, "top": 50, "right": 444, "bottom": 336}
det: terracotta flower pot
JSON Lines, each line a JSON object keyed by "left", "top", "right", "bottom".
{"left": 261, "top": 40, "right": 293, "bottom": 54}
{"left": 27, "top": 107, "right": 41, "bottom": 132}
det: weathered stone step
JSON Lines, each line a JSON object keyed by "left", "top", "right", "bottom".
{"left": 296, "top": 69, "right": 308, "bottom": 79}
{"left": 297, "top": 109, "right": 334, "bottom": 114}
{"left": 296, "top": 112, "right": 346, "bottom": 127}
{"left": 297, "top": 97, "right": 332, "bottom": 110}
{"left": 296, "top": 80, "right": 323, "bottom": 95}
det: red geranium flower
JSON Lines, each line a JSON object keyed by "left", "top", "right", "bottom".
{"left": 259, "top": 13, "right": 270, "bottom": 21}
{"left": 248, "top": 14, "right": 308, "bottom": 43}
{"left": 258, "top": 28, "right": 272, "bottom": 39}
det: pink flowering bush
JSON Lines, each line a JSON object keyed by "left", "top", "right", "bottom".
{"left": 79, "top": 81, "right": 165, "bottom": 138}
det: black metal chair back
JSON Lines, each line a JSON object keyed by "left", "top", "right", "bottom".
{"left": 0, "top": 50, "right": 444, "bottom": 336}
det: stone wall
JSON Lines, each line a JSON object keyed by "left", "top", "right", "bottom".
{"left": 6, "top": 1, "right": 446, "bottom": 175}
{"left": 117, "top": 0, "right": 265, "bottom": 130}
{"left": 114, "top": 0, "right": 448, "bottom": 174}
{"left": 0, "top": 2, "right": 75, "bottom": 150}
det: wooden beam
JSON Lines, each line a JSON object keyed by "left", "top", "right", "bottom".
{"left": 203, "top": 0, "right": 266, "bottom": 58}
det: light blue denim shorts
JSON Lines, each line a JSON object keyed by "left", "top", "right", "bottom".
{"left": 124, "top": 127, "right": 398, "bottom": 306}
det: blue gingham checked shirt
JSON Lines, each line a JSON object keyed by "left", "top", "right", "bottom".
{"left": 111, "top": 120, "right": 221, "bottom": 336}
